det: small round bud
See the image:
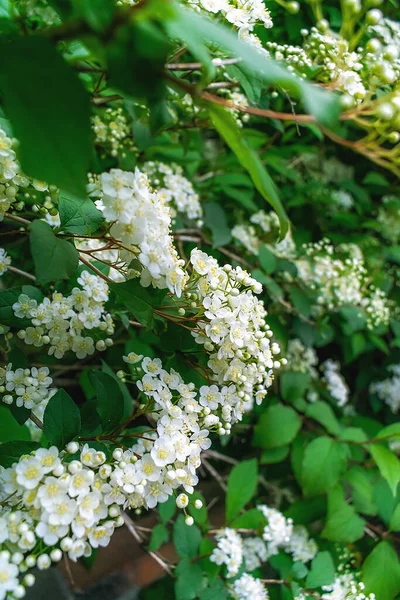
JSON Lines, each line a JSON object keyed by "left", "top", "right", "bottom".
{"left": 50, "top": 549, "right": 62, "bottom": 562}
{"left": 25, "top": 556, "right": 36, "bottom": 568}
{"left": 194, "top": 499, "right": 203, "bottom": 510}
{"left": 24, "top": 574, "right": 36, "bottom": 587}
{"left": 185, "top": 516, "right": 194, "bottom": 526}
{"left": 66, "top": 441, "right": 79, "bottom": 454}
{"left": 178, "top": 308, "right": 186, "bottom": 316}
{"left": 12, "top": 552, "right": 23, "bottom": 565}
{"left": 113, "top": 448, "right": 123, "bottom": 461}
{"left": 60, "top": 538, "right": 73, "bottom": 552}
{"left": 317, "top": 19, "right": 329, "bottom": 32}
{"left": 366, "top": 8, "right": 382, "bottom": 24}
{"left": 37, "top": 554, "right": 51, "bottom": 570}
{"left": 14, "top": 585, "right": 26, "bottom": 599}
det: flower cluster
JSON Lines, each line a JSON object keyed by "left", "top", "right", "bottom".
{"left": 284, "top": 339, "right": 318, "bottom": 379}
{"left": 92, "top": 107, "right": 134, "bottom": 158}
{"left": 232, "top": 210, "right": 296, "bottom": 259}
{"left": 0, "top": 365, "right": 52, "bottom": 409}
{"left": 296, "top": 240, "right": 390, "bottom": 328}
{"left": 142, "top": 161, "right": 203, "bottom": 224}
{"left": 0, "top": 127, "right": 26, "bottom": 221}
{"left": 187, "top": 249, "right": 285, "bottom": 428}
{"left": 370, "top": 364, "right": 400, "bottom": 413}
{"left": 210, "top": 528, "right": 243, "bottom": 577}
{"left": 13, "top": 270, "right": 114, "bottom": 359}
{"left": 189, "top": 0, "right": 273, "bottom": 41}
{"left": 0, "top": 248, "right": 11, "bottom": 276}
{"left": 0, "top": 444, "right": 126, "bottom": 599}
{"left": 92, "top": 168, "right": 187, "bottom": 296}
{"left": 230, "top": 573, "right": 269, "bottom": 600}
{"left": 322, "top": 360, "right": 349, "bottom": 408}
{"left": 321, "top": 574, "right": 375, "bottom": 600}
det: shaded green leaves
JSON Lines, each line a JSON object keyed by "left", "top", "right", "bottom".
{"left": 362, "top": 541, "right": 400, "bottom": 600}
{"left": 0, "top": 405, "right": 31, "bottom": 444}
{"left": 59, "top": 192, "right": 104, "bottom": 235}
{"left": 305, "top": 401, "right": 341, "bottom": 436}
{"left": 226, "top": 458, "right": 258, "bottom": 521}
{"left": 30, "top": 220, "right": 78, "bottom": 284}
{"left": 110, "top": 279, "right": 164, "bottom": 328}
{"left": 209, "top": 105, "right": 290, "bottom": 238}
{"left": 89, "top": 371, "right": 125, "bottom": 434}
{"left": 0, "top": 37, "right": 91, "bottom": 195}
{"left": 204, "top": 202, "right": 231, "bottom": 247}
{"left": 281, "top": 371, "right": 309, "bottom": 404}
{"left": 302, "top": 437, "right": 348, "bottom": 496}
{"left": 0, "top": 440, "right": 39, "bottom": 468}
{"left": 253, "top": 404, "right": 301, "bottom": 449}
{"left": 148, "top": 523, "right": 169, "bottom": 552}
{"left": 43, "top": 389, "right": 81, "bottom": 449}
{"left": 175, "top": 559, "right": 203, "bottom": 600}
{"left": 259, "top": 245, "right": 277, "bottom": 274}
{"left": 173, "top": 514, "right": 202, "bottom": 558}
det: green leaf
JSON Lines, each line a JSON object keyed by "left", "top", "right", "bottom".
{"left": 344, "top": 467, "right": 377, "bottom": 516}
{"left": 0, "top": 406, "right": 31, "bottom": 444}
{"left": 72, "top": 0, "right": 114, "bottom": 32}
{"left": 230, "top": 508, "right": 267, "bottom": 530}
{"left": 29, "top": 220, "right": 78, "bottom": 284}
{"left": 158, "top": 495, "right": 176, "bottom": 523}
{"left": 209, "top": 105, "right": 290, "bottom": 238}
{"left": 171, "top": 5, "right": 340, "bottom": 127}
{"left": 253, "top": 403, "right": 301, "bottom": 449}
{"left": 200, "top": 580, "right": 229, "bottom": 600}
{"left": 322, "top": 484, "right": 365, "bottom": 542}
{"left": 374, "top": 423, "right": 400, "bottom": 443}
{"left": 204, "top": 202, "right": 231, "bottom": 247}
{"left": 362, "top": 541, "right": 400, "bottom": 600}
{"left": 43, "top": 389, "right": 81, "bottom": 449}
{"left": 389, "top": 504, "right": 400, "bottom": 531}
{"left": 260, "top": 445, "right": 290, "bottom": 464}
{"left": 58, "top": 192, "right": 104, "bottom": 235}
{"left": 305, "top": 402, "right": 341, "bottom": 436}
{"left": 101, "top": 360, "right": 132, "bottom": 420}
{"left": 0, "top": 36, "right": 91, "bottom": 196}
{"left": 281, "top": 372, "right": 310, "bottom": 403}
{"left": 259, "top": 244, "right": 277, "bottom": 274}
{"left": 0, "top": 440, "right": 39, "bottom": 468}
{"left": 175, "top": 559, "right": 203, "bottom": 600}
{"left": 305, "top": 551, "right": 335, "bottom": 589}
{"left": 369, "top": 444, "right": 400, "bottom": 496}
{"left": 173, "top": 514, "right": 202, "bottom": 558}
{"left": 301, "top": 438, "right": 348, "bottom": 496}
{"left": 148, "top": 523, "right": 169, "bottom": 552}
{"left": 0, "top": 285, "right": 43, "bottom": 327}
{"left": 110, "top": 279, "right": 164, "bottom": 328}
{"left": 226, "top": 458, "right": 258, "bottom": 521}
{"left": 89, "top": 371, "right": 125, "bottom": 434}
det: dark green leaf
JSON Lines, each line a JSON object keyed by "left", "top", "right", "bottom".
{"left": 148, "top": 523, "right": 169, "bottom": 552}
{"left": 43, "top": 389, "right": 81, "bottom": 449}
{"left": 89, "top": 371, "right": 125, "bottom": 434}
{"left": 302, "top": 438, "right": 348, "bottom": 496}
{"left": 306, "top": 552, "right": 335, "bottom": 589}
{"left": 362, "top": 541, "right": 400, "bottom": 600}
{"left": 173, "top": 514, "right": 202, "bottom": 558}
{"left": 30, "top": 220, "right": 78, "bottom": 284}
{"left": 59, "top": 192, "right": 104, "bottom": 235}
{"left": 0, "top": 37, "right": 91, "bottom": 195}
{"left": 322, "top": 484, "right": 365, "bottom": 542}
{"left": 0, "top": 440, "right": 39, "bottom": 468}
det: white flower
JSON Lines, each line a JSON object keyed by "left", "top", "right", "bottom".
{"left": 15, "top": 457, "right": 45, "bottom": 489}
{"left": 0, "top": 555, "right": 19, "bottom": 598}
{"left": 151, "top": 437, "right": 176, "bottom": 467}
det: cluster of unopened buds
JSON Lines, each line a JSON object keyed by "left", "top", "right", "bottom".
{"left": 13, "top": 270, "right": 114, "bottom": 359}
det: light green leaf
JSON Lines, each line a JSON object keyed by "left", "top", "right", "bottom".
{"left": 253, "top": 404, "right": 301, "bottom": 449}
{"left": 306, "top": 551, "right": 335, "bottom": 589}
{"left": 209, "top": 104, "right": 290, "bottom": 238}
{"left": 29, "top": 220, "right": 78, "bottom": 284}
{"left": 0, "top": 37, "right": 91, "bottom": 196}
{"left": 305, "top": 401, "right": 341, "bottom": 436}
{"left": 302, "top": 438, "right": 348, "bottom": 496}
{"left": 281, "top": 371, "right": 310, "bottom": 404}
{"left": 0, "top": 285, "right": 43, "bottom": 327}
{"left": 369, "top": 444, "right": 400, "bottom": 496}
{"left": 322, "top": 484, "right": 365, "bottom": 542}
{"left": 226, "top": 458, "right": 258, "bottom": 521}
{"left": 259, "top": 244, "right": 277, "bottom": 274}
{"left": 175, "top": 559, "right": 203, "bottom": 600}
{"left": 362, "top": 541, "right": 400, "bottom": 600}
{"left": 43, "top": 389, "right": 81, "bottom": 449}
{"left": 260, "top": 445, "right": 290, "bottom": 464}
{"left": 389, "top": 504, "right": 400, "bottom": 531}
{"left": 344, "top": 467, "right": 377, "bottom": 516}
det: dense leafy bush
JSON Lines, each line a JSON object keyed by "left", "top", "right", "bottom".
{"left": 0, "top": 0, "right": 400, "bottom": 599}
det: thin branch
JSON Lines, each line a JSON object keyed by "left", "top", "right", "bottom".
{"left": 7, "top": 266, "right": 36, "bottom": 281}
{"left": 29, "top": 412, "right": 44, "bottom": 431}
{"left": 4, "top": 213, "right": 30, "bottom": 226}
{"left": 122, "top": 512, "right": 173, "bottom": 576}
{"left": 78, "top": 254, "right": 114, "bottom": 284}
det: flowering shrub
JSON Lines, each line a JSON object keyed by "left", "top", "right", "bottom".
{"left": 0, "top": 1, "right": 400, "bottom": 600}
